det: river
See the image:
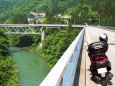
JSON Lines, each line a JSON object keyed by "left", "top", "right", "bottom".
{"left": 9, "top": 47, "right": 49, "bottom": 86}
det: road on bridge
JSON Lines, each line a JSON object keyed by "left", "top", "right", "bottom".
{"left": 79, "top": 26, "right": 115, "bottom": 86}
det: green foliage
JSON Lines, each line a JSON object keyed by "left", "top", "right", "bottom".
{"left": 17, "top": 35, "right": 34, "bottom": 47}
{"left": 4, "top": 13, "right": 28, "bottom": 24}
{"left": 0, "top": 0, "right": 19, "bottom": 13}
{"left": 0, "top": 30, "right": 19, "bottom": 86}
{"left": 45, "top": 16, "right": 66, "bottom": 24}
{"left": 68, "top": 0, "right": 115, "bottom": 26}
{"left": 45, "top": 28, "right": 60, "bottom": 35}
{"left": 0, "top": 31, "right": 9, "bottom": 56}
{"left": 41, "top": 29, "right": 80, "bottom": 68}
{"left": 0, "top": 0, "right": 115, "bottom": 26}
{"left": 8, "top": 34, "right": 20, "bottom": 46}
{"left": 8, "top": 34, "right": 41, "bottom": 48}
{"left": 0, "top": 0, "right": 20, "bottom": 23}
{"left": 0, "top": 56, "right": 19, "bottom": 86}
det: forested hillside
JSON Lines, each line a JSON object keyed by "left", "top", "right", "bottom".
{"left": 0, "top": 0, "right": 16, "bottom": 13}
{"left": 0, "top": 0, "right": 20, "bottom": 23}
{"left": 0, "top": 30, "right": 19, "bottom": 86}
{"left": 0, "top": 0, "right": 115, "bottom": 26}
{"left": 40, "top": 29, "right": 80, "bottom": 68}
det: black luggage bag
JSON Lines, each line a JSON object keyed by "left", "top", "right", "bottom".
{"left": 88, "top": 41, "right": 108, "bottom": 55}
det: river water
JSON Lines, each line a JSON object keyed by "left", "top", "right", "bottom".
{"left": 9, "top": 47, "right": 49, "bottom": 86}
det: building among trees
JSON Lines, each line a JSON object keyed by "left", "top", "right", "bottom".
{"left": 28, "top": 12, "right": 46, "bottom": 24}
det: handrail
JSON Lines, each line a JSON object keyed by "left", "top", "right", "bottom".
{"left": 40, "top": 28, "right": 85, "bottom": 86}
{"left": 97, "top": 26, "right": 115, "bottom": 30}
{"left": 61, "top": 27, "right": 85, "bottom": 86}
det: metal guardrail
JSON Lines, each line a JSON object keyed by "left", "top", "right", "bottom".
{"left": 40, "top": 27, "right": 85, "bottom": 86}
{"left": 98, "top": 26, "right": 115, "bottom": 30}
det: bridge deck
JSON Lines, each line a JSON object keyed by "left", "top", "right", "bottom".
{"left": 79, "top": 27, "right": 115, "bottom": 86}
{"left": 0, "top": 24, "right": 84, "bottom": 28}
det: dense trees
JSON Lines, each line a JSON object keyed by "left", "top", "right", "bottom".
{"left": 0, "top": 0, "right": 19, "bottom": 13}
{"left": 40, "top": 29, "right": 80, "bottom": 68}
{"left": 69, "top": 0, "right": 115, "bottom": 26}
{"left": 0, "top": 30, "right": 19, "bottom": 86}
{"left": 5, "top": 14, "right": 28, "bottom": 24}
{"left": 90, "top": 0, "right": 115, "bottom": 26}
{"left": 0, "top": 0, "right": 20, "bottom": 23}
{"left": 8, "top": 34, "right": 41, "bottom": 48}
{"left": 0, "top": 0, "right": 115, "bottom": 26}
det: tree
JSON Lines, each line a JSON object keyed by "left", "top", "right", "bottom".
{"left": 0, "top": 30, "right": 19, "bottom": 86}
{"left": 41, "top": 29, "right": 80, "bottom": 68}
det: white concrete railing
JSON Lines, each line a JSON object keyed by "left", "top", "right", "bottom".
{"left": 40, "top": 28, "right": 85, "bottom": 86}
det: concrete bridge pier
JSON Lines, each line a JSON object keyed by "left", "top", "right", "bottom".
{"left": 65, "top": 19, "right": 69, "bottom": 24}
{"left": 24, "top": 27, "right": 28, "bottom": 34}
{"left": 41, "top": 27, "right": 45, "bottom": 41}
{"left": 39, "top": 27, "right": 46, "bottom": 49}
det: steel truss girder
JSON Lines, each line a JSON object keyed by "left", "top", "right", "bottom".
{"left": 0, "top": 27, "right": 41, "bottom": 34}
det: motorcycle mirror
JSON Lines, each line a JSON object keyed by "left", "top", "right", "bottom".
{"left": 84, "top": 42, "right": 88, "bottom": 46}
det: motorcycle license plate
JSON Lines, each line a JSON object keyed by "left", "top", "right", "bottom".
{"left": 97, "top": 67, "right": 107, "bottom": 74}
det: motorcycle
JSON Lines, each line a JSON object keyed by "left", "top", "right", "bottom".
{"left": 88, "top": 53, "right": 113, "bottom": 86}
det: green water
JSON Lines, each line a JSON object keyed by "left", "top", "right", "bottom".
{"left": 9, "top": 47, "right": 49, "bottom": 86}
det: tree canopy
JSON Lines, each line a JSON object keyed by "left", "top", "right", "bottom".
{"left": 0, "top": 0, "right": 114, "bottom": 26}
{"left": 0, "top": 30, "right": 19, "bottom": 86}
